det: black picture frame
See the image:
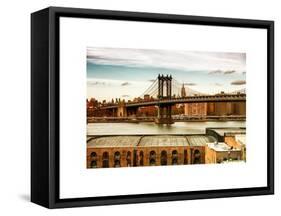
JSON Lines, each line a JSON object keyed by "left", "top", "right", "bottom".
{"left": 31, "top": 6, "right": 274, "bottom": 208}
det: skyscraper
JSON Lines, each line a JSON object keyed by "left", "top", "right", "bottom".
{"left": 181, "top": 83, "right": 186, "bottom": 97}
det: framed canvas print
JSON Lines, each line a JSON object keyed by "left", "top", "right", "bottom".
{"left": 31, "top": 7, "right": 274, "bottom": 208}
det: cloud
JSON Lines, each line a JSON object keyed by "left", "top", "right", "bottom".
{"left": 87, "top": 81, "right": 106, "bottom": 86}
{"left": 214, "top": 83, "right": 223, "bottom": 86}
{"left": 224, "top": 70, "right": 236, "bottom": 75}
{"left": 208, "top": 69, "right": 223, "bottom": 75}
{"left": 231, "top": 80, "right": 246, "bottom": 85}
{"left": 148, "top": 79, "right": 155, "bottom": 82}
{"left": 121, "top": 82, "right": 130, "bottom": 86}
{"left": 122, "top": 95, "right": 130, "bottom": 97}
{"left": 230, "top": 88, "right": 246, "bottom": 94}
{"left": 184, "top": 82, "right": 197, "bottom": 86}
{"left": 87, "top": 47, "right": 246, "bottom": 72}
{"left": 209, "top": 69, "right": 236, "bottom": 75}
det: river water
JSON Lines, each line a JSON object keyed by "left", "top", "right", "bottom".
{"left": 87, "top": 121, "right": 245, "bottom": 136}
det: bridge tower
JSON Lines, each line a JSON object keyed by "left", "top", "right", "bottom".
{"left": 155, "top": 74, "right": 174, "bottom": 124}
{"left": 117, "top": 100, "right": 127, "bottom": 117}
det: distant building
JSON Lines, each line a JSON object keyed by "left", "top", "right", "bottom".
{"left": 138, "top": 106, "right": 157, "bottom": 117}
{"left": 205, "top": 142, "right": 243, "bottom": 164}
{"left": 206, "top": 128, "right": 246, "bottom": 163}
{"left": 206, "top": 127, "right": 246, "bottom": 142}
{"left": 87, "top": 98, "right": 98, "bottom": 117}
{"left": 184, "top": 103, "right": 207, "bottom": 116}
{"left": 181, "top": 84, "right": 186, "bottom": 97}
{"left": 144, "top": 94, "right": 150, "bottom": 101}
{"left": 183, "top": 84, "right": 208, "bottom": 116}
{"left": 185, "top": 101, "right": 246, "bottom": 117}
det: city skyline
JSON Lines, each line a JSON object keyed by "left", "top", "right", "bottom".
{"left": 87, "top": 47, "right": 246, "bottom": 101}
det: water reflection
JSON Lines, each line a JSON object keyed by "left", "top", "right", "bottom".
{"left": 87, "top": 121, "right": 245, "bottom": 135}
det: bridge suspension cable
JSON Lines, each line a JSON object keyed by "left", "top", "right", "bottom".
{"left": 138, "top": 79, "right": 158, "bottom": 98}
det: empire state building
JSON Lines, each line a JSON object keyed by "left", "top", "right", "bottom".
{"left": 181, "top": 83, "right": 186, "bottom": 97}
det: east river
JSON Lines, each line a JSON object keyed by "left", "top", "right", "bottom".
{"left": 87, "top": 121, "right": 246, "bottom": 136}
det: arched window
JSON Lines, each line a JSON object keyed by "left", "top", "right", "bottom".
{"left": 90, "top": 160, "right": 97, "bottom": 168}
{"left": 172, "top": 150, "right": 178, "bottom": 165}
{"left": 139, "top": 151, "right": 144, "bottom": 166}
{"left": 184, "top": 149, "right": 188, "bottom": 164}
{"left": 149, "top": 150, "right": 156, "bottom": 166}
{"left": 126, "top": 151, "right": 131, "bottom": 167}
{"left": 90, "top": 152, "right": 97, "bottom": 168}
{"left": 114, "top": 151, "right": 121, "bottom": 167}
{"left": 160, "top": 150, "right": 167, "bottom": 165}
{"left": 102, "top": 152, "right": 109, "bottom": 168}
{"left": 90, "top": 152, "right": 97, "bottom": 158}
{"left": 193, "top": 149, "right": 201, "bottom": 164}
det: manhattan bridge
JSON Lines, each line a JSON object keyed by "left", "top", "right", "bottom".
{"left": 97, "top": 74, "right": 246, "bottom": 124}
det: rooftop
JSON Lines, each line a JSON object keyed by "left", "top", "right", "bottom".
{"left": 208, "top": 142, "right": 236, "bottom": 152}
{"left": 138, "top": 135, "right": 188, "bottom": 147}
{"left": 210, "top": 128, "right": 246, "bottom": 137}
{"left": 187, "top": 135, "right": 216, "bottom": 146}
{"left": 235, "top": 134, "right": 246, "bottom": 145}
{"left": 87, "top": 136, "right": 141, "bottom": 148}
{"left": 87, "top": 135, "right": 216, "bottom": 148}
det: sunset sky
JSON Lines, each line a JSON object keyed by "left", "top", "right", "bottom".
{"left": 87, "top": 47, "right": 246, "bottom": 101}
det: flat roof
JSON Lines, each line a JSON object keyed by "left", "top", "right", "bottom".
{"left": 210, "top": 128, "right": 246, "bottom": 137}
{"left": 138, "top": 135, "right": 188, "bottom": 147}
{"left": 88, "top": 135, "right": 217, "bottom": 148}
{"left": 187, "top": 135, "right": 216, "bottom": 146}
{"left": 208, "top": 142, "right": 238, "bottom": 151}
{"left": 87, "top": 136, "right": 141, "bottom": 148}
{"left": 235, "top": 134, "right": 246, "bottom": 145}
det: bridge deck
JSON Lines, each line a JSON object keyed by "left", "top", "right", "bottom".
{"left": 100, "top": 94, "right": 246, "bottom": 109}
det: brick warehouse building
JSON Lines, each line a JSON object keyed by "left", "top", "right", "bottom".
{"left": 87, "top": 128, "right": 246, "bottom": 168}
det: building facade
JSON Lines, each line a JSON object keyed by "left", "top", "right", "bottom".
{"left": 184, "top": 103, "right": 208, "bottom": 116}
{"left": 185, "top": 101, "right": 246, "bottom": 117}
{"left": 87, "top": 128, "right": 246, "bottom": 168}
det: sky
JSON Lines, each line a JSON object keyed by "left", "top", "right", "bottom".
{"left": 87, "top": 47, "right": 246, "bottom": 101}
